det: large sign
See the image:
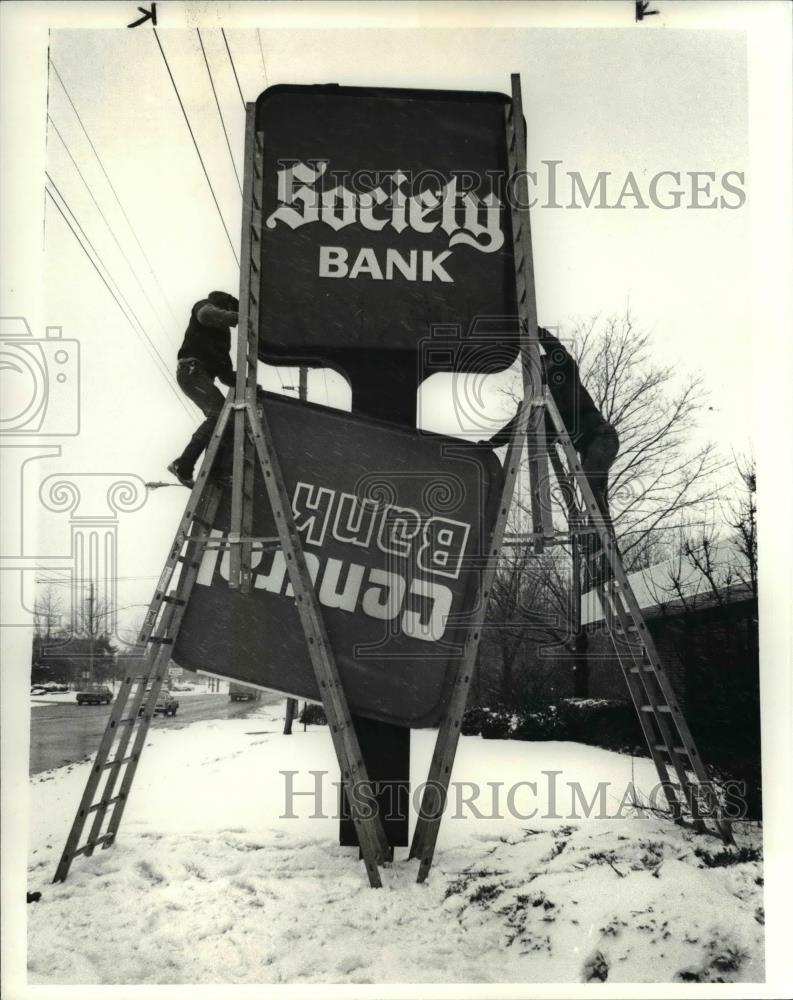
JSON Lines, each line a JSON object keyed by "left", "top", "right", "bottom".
{"left": 173, "top": 392, "right": 502, "bottom": 728}
{"left": 255, "top": 84, "right": 519, "bottom": 372}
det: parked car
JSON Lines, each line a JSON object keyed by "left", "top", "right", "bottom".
{"left": 30, "top": 685, "right": 49, "bottom": 696}
{"left": 76, "top": 685, "right": 113, "bottom": 706}
{"left": 138, "top": 690, "right": 179, "bottom": 717}
{"left": 229, "top": 682, "right": 260, "bottom": 702}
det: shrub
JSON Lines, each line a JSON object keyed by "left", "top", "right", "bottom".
{"left": 298, "top": 702, "right": 327, "bottom": 726}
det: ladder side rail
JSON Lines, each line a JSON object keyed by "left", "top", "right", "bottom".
{"left": 101, "top": 630, "right": 178, "bottom": 848}
{"left": 408, "top": 361, "right": 542, "bottom": 868}
{"left": 83, "top": 488, "right": 224, "bottom": 855}
{"left": 505, "top": 77, "right": 553, "bottom": 550}
{"left": 409, "top": 75, "right": 549, "bottom": 877}
{"left": 245, "top": 401, "right": 389, "bottom": 886}
{"left": 597, "top": 582, "right": 715, "bottom": 832}
{"left": 52, "top": 672, "right": 140, "bottom": 882}
{"left": 102, "top": 488, "right": 223, "bottom": 846}
{"left": 138, "top": 402, "right": 233, "bottom": 644}
{"left": 230, "top": 105, "right": 259, "bottom": 590}
{"left": 554, "top": 431, "right": 703, "bottom": 823}
{"left": 593, "top": 579, "right": 697, "bottom": 823}
{"left": 82, "top": 675, "right": 150, "bottom": 855}
{"left": 594, "top": 561, "right": 727, "bottom": 816}
{"left": 547, "top": 449, "right": 684, "bottom": 821}
{"left": 548, "top": 393, "right": 732, "bottom": 842}
{"left": 410, "top": 74, "right": 553, "bottom": 882}
{"left": 239, "top": 133, "right": 265, "bottom": 593}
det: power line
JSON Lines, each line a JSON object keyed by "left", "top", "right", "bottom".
{"left": 196, "top": 29, "right": 242, "bottom": 196}
{"left": 46, "top": 171, "right": 169, "bottom": 373}
{"left": 256, "top": 29, "right": 270, "bottom": 88}
{"left": 47, "top": 113, "right": 180, "bottom": 354}
{"left": 221, "top": 28, "right": 246, "bottom": 109}
{"left": 45, "top": 173, "right": 186, "bottom": 412}
{"left": 153, "top": 29, "right": 239, "bottom": 268}
{"left": 48, "top": 58, "right": 180, "bottom": 330}
{"left": 44, "top": 187, "right": 195, "bottom": 421}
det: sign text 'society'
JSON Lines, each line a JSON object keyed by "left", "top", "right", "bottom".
{"left": 265, "top": 161, "right": 505, "bottom": 283}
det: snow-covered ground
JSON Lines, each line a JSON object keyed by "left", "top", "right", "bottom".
{"left": 27, "top": 700, "right": 764, "bottom": 985}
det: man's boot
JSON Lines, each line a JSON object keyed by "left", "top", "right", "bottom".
{"left": 168, "top": 433, "right": 205, "bottom": 488}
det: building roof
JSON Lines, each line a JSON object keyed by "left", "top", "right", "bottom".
{"left": 581, "top": 538, "right": 755, "bottom": 626}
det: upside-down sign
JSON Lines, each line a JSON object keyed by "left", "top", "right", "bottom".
{"left": 172, "top": 392, "right": 502, "bottom": 728}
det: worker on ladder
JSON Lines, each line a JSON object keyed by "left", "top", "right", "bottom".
{"left": 489, "top": 326, "right": 620, "bottom": 525}
{"left": 167, "top": 292, "right": 239, "bottom": 489}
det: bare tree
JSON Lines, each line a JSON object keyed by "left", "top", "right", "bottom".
{"left": 33, "top": 585, "right": 65, "bottom": 640}
{"left": 503, "top": 310, "right": 725, "bottom": 569}
{"left": 483, "top": 309, "right": 727, "bottom": 703}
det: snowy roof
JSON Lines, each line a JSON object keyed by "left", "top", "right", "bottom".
{"left": 581, "top": 538, "right": 754, "bottom": 626}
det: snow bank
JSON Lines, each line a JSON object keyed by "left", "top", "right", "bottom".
{"left": 27, "top": 701, "right": 764, "bottom": 985}
{"left": 29, "top": 692, "right": 77, "bottom": 706}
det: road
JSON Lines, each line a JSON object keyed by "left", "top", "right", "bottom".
{"left": 29, "top": 691, "right": 285, "bottom": 775}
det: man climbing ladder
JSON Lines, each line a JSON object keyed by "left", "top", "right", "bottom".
{"left": 168, "top": 291, "right": 239, "bottom": 489}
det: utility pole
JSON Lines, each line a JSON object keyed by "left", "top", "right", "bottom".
{"left": 87, "top": 580, "right": 95, "bottom": 686}
{"left": 283, "top": 366, "right": 308, "bottom": 736}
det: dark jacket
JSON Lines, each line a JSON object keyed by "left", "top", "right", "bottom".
{"left": 177, "top": 300, "right": 238, "bottom": 386}
{"left": 490, "top": 328, "right": 608, "bottom": 449}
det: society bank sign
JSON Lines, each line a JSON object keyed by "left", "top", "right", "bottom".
{"left": 255, "top": 83, "right": 517, "bottom": 362}
{"left": 265, "top": 161, "right": 505, "bottom": 283}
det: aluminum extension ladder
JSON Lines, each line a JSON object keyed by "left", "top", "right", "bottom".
{"left": 408, "top": 74, "right": 554, "bottom": 881}
{"left": 53, "top": 106, "right": 392, "bottom": 889}
{"left": 408, "top": 74, "right": 733, "bottom": 883}
{"left": 544, "top": 403, "right": 734, "bottom": 845}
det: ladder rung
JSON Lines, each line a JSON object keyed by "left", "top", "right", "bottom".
{"left": 103, "top": 755, "right": 136, "bottom": 770}
{"left": 73, "top": 834, "right": 114, "bottom": 858}
{"left": 176, "top": 555, "right": 201, "bottom": 569}
{"left": 629, "top": 665, "right": 654, "bottom": 674}
{"left": 148, "top": 636, "right": 174, "bottom": 645}
{"left": 87, "top": 794, "right": 124, "bottom": 813}
{"left": 654, "top": 743, "right": 686, "bottom": 755}
{"left": 641, "top": 705, "right": 672, "bottom": 713}
{"left": 161, "top": 594, "right": 186, "bottom": 607}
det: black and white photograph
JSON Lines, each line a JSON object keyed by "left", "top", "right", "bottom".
{"left": 1, "top": 2, "right": 791, "bottom": 996}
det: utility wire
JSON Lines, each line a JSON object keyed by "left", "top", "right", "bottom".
{"left": 45, "top": 171, "right": 173, "bottom": 380}
{"left": 48, "top": 58, "right": 180, "bottom": 330}
{"left": 196, "top": 29, "right": 242, "bottom": 195}
{"left": 256, "top": 29, "right": 270, "bottom": 87}
{"left": 221, "top": 28, "right": 246, "bottom": 109}
{"left": 44, "top": 187, "right": 194, "bottom": 421}
{"left": 47, "top": 114, "right": 180, "bottom": 353}
{"left": 153, "top": 29, "right": 239, "bottom": 267}
{"left": 45, "top": 172, "right": 186, "bottom": 412}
